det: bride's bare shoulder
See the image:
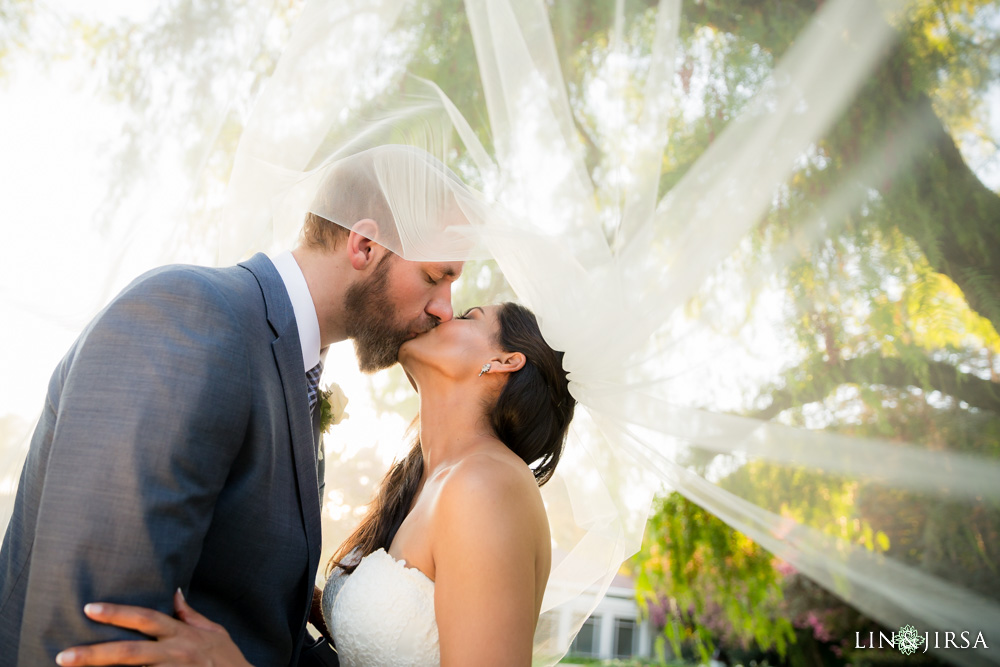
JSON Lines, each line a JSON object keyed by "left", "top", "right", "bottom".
{"left": 433, "top": 446, "right": 545, "bottom": 532}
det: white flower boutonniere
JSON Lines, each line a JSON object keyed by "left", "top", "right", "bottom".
{"left": 319, "top": 382, "right": 350, "bottom": 433}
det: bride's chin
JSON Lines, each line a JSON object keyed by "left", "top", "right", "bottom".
{"left": 397, "top": 343, "right": 417, "bottom": 369}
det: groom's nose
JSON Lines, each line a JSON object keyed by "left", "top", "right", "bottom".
{"left": 425, "top": 290, "right": 454, "bottom": 323}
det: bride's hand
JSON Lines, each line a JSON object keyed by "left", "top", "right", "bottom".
{"left": 55, "top": 589, "right": 253, "bottom": 667}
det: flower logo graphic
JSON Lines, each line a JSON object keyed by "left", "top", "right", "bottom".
{"left": 897, "top": 625, "right": 925, "bottom": 655}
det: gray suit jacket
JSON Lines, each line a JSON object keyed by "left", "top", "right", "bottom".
{"left": 0, "top": 254, "right": 324, "bottom": 666}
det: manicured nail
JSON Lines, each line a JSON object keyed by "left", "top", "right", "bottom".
{"left": 176, "top": 587, "right": 185, "bottom": 601}
{"left": 55, "top": 649, "right": 75, "bottom": 665}
{"left": 83, "top": 603, "right": 103, "bottom": 615}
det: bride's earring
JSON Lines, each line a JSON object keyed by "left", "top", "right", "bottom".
{"left": 478, "top": 363, "right": 491, "bottom": 377}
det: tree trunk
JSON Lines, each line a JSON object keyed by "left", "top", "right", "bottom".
{"left": 877, "top": 93, "right": 1000, "bottom": 334}
{"left": 690, "top": 0, "right": 1000, "bottom": 333}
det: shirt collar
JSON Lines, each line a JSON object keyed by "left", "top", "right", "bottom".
{"left": 269, "top": 250, "right": 321, "bottom": 373}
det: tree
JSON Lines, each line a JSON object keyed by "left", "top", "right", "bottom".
{"left": 628, "top": 1, "right": 999, "bottom": 663}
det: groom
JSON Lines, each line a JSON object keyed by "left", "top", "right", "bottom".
{"left": 0, "top": 155, "right": 464, "bottom": 666}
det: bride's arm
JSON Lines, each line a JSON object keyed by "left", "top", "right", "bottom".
{"left": 433, "top": 457, "right": 548, "bottom": 667}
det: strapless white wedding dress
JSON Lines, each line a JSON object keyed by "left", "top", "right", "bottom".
{"left": 321, "top": 548, "right": 440, "bottom": 666}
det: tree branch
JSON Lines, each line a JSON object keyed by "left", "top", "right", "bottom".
{"left": 753, "top": 351, "right": 1000, "bottom": 419}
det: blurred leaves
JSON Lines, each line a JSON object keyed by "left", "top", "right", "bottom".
{"left": 633, "top": 492, "right": 795, "bottom": 663}
{"left": 624, "top": 0, "right": 1000, "bottom": 662}
{"left": 0, "top": 0, "right": 33, "bottom": 79}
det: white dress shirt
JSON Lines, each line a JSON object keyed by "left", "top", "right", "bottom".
{"left": 269, "top": 251, "right": 322, "bottom": 373}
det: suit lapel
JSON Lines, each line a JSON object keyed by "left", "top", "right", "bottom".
{"left": 239, "top": 254, "right": 322, "bottom": 573}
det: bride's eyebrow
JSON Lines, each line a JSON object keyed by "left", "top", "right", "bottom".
{"left": 462, "top": 306, "right": 485, "bottom": 318}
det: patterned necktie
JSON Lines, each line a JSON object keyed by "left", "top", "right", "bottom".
{"left": 306, "top": 361, "right": 323, "bottom": 416}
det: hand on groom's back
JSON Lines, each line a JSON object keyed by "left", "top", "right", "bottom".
{"left": 56, "top": 590, "right": 254, "bottom": 667}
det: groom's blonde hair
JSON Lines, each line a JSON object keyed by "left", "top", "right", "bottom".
{"left": 301, "top": 152, "right": 396, "bottom": 251}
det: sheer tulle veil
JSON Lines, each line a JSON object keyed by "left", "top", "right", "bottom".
{"left": 2, "top": 0, "right": 998, "bottom": 665}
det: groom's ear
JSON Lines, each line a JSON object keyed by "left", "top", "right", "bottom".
{"left": 347, "top": 219, "right": 384, "bottom": 270}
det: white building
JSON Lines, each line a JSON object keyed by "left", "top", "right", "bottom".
{"left": 556, "top": 571, "right": 657, "bottom": 661}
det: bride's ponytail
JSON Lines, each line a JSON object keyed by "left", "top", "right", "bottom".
{"left": 328, "top": 426, "right": 424, "bottom": 575}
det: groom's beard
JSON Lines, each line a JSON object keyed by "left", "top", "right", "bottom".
{"left": 344, "top": 254, "right": 423, "bottom": 373}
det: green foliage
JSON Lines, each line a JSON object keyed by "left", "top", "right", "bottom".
{"left": 0, "top": 0, "right": 34, "bottom": 79}
{"left": 629, "top": 0, "right": 999, "bottom": 662}
{"left": 632, "top": 493, "right": 795, "bottom": 663}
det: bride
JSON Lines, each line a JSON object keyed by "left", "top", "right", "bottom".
{"left": 56, "top": 302, "right": 575, "bottom": 666}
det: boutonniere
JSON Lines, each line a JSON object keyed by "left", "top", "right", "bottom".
{"left": 319, "top": 382, "right": 350, "bottom": 433}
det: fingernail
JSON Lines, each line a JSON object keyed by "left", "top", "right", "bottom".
{"left": 176, "top": 587, "right": 185, "bottom": 601}
{"left": 55, "top": 649, "right": 75, "bottom": 665}
{"left": 83, "top": 603, "right": 102, "bottom": 615}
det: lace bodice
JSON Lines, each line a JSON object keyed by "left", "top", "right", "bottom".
{"left": 322, "top": 548, "right": 439, "bottom": 666}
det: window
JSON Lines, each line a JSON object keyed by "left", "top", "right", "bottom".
{"left": 570, "top": 616, "right": 599, "bottom": 656}
{"left": 614, "top": 617, "right": 638, "bottom": 658}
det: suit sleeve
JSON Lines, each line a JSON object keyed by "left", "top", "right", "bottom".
{"left": 16, "top": 268, "right": 252, "bottom": 664}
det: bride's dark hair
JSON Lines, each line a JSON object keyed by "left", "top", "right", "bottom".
{"left": 328, "top": 301, "right": 575, "bottom": 574}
